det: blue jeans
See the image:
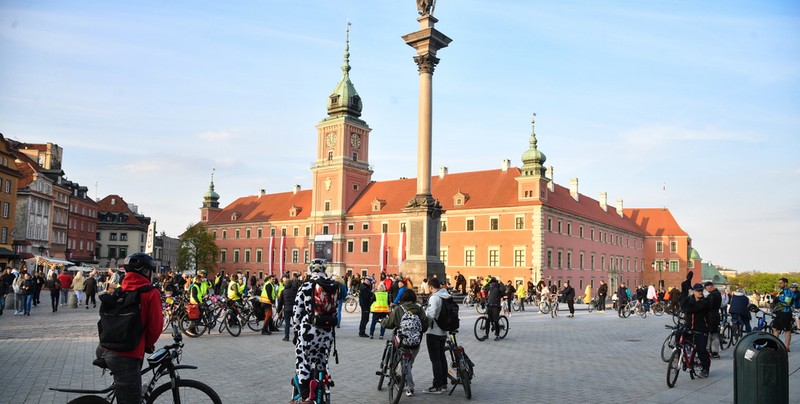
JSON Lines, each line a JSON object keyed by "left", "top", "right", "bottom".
{"left": 24, "top": 295, "right": 32, "bottom": 314}
{"left": 336, "top": 300, "right": 344, "bottom": 326}
{"left": 0, "top": 293, "right": 5, "bottom": 312}
{"left": 369, "top": 312, "right": 387, "bottom": 337}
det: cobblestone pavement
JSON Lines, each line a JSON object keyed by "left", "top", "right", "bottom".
{"left": 1, "top": 300, "right": 798, "bottom": 403}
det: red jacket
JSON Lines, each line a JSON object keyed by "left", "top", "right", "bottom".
{"left": 111, "top": 272, "right": 162, "bottom": 360}
{"left": 57, "top": 273, "right": 73, "bottom": 289}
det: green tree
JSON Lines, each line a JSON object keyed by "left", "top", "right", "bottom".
{"left": 177, "top": 223, "right": 219, "bottom": 276}
{"left": 728, "top": 271, "right": 800, "bottom": 294}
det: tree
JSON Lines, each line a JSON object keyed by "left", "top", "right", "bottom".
{"left": 177, "top": 223, "right": 219, "bottom": 276}
{"left": 728, "top": 271, "right": 800, "bottom": 295}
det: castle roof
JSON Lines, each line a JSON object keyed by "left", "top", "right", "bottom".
{"left": 207, "top": 190, "right": 313, "bottom": 225}
{"left": 623, "top": 208, "right": 689, "bottom": 237}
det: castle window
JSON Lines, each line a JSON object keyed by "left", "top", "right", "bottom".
{"left": 327, "top": 151, "right": 333, "bottom": 161}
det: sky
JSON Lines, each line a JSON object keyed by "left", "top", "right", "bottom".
{"left": 1, "top": 1, "right": 798, "bottom": 273}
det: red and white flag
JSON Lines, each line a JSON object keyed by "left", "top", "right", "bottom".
{"left": 397, "top": 231, "right": 406, "bottom": 267}
{"left": 379, "top": 232, "right": 387, "bottom": 271}
{"left": 279, "top": 235, "right": 286, "bottom": 277}
{"left": 268, "top": 236, "right": 275, "bottom": 275}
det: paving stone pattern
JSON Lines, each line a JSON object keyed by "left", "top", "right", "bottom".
{"left": 1, "top": 300, "right": 798, "bottom": 403}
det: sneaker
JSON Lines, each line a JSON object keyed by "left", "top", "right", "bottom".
{"left": 698, "top": 370, "right": 709, "bottom": 378}
{"left": 359, "top": 333, "right": 370, "bottom": 338}
{"left": 423, "top": 386, "right": 443, "bottom": 394}
{"left": 406, "top": 390, "right": 414, "bottom": 397}
{"left": 370, "top": 335, "right": 374, "bottom": 339}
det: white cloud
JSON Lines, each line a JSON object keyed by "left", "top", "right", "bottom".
{"left": 199, "top": 130, "right": 237, "bottom": 142}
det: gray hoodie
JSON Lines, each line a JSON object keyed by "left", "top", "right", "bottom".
{"left": 425, "top": 288, "right": 451, "bottom": 336}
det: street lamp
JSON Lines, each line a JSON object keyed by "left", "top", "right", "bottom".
{"left": 653, "top": 261, "right": 664, "bottom": 290}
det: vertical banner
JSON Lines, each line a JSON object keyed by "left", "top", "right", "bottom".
{"left": 397, "top": 231, "right": 406, "bottom": 267}
{"left": 268, "top": 236, "right": 274, "bottom": 275}
{"left": 279, "top": 235, "right": 285, "bottom": 277}
{"left": 145, "top": 221, "right": 156, "bottom": 254}
{"left": 379, "top": 232, "right": 387, "bottom": 271}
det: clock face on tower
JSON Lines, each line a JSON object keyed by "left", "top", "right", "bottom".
{"left": 325, "top": 133, "right": 336, "bottom": 147}
{"left": 350, "top": 133, "right": 361, "bottom": 148}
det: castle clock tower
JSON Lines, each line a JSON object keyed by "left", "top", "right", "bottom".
{"left": 310, "top": 24, "right": 373, "bottom": 272}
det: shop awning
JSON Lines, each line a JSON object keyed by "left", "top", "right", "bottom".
{"left": 0, "top": 248, "right": 19, "bottom": 257}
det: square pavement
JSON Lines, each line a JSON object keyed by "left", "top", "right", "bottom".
{"left": 1, "top": 302, "right": 798, "bottom": 403}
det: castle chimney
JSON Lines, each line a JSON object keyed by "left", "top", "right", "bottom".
{"left": 501, "top": 159, "right": 511, "bottom": 172}
{"left": 293, "top": 184, "right": 301, "bottom": 194}
{"left": 439, "top": 166, "right": 448, "bottom": 179}
{"left": 569, "top": 178, "right": 579, "bottom": 201}
{"left": 258, "top": 189, "right": 265, "bottom": 197}
{"left": 599, "top": 192, "right": 608, "bottom": 212}
{"left": 546, "top": 166, "right": 554, "bottom": 192}
{"left": 616, "top": 199, "right": 624, "bottom": 217}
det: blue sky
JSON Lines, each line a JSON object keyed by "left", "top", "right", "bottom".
{"left": 1, "top": 1, "right": 798, "bottom": 273}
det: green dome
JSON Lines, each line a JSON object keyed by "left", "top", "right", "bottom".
{"left": 327, "top": 25, "right": 362, "bottom": 118}
{"left": 204, "top": 189, "right": 220, "bottom": 200}
{"left": 521, "top": 147, "right": 546, "bottom": 166}
{"left": 519, "top": 114, "right": 546, "bottom": 177}
{"left": 689, "top": 247, "right": 702, "bottom": 261}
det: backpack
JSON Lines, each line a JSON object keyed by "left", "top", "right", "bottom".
{"left": 398, "top": 305, "right": 423, "bottom": 348}
{"left": 97, "top": 285, "right": 155, "bottom": 351}
{"left": 310, "top": 279, "right": 339, "bottom": 330}
{"left": 435, "top": 296, "right": 460, "bottom": 331}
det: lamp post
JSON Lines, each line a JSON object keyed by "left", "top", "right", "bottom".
{"left": 653, "top": 261, "right": 663, "bottom": 290}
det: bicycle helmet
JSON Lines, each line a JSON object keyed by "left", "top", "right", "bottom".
{"left": 748, "top": 303, "right": 759, "bottom": 313}
{"left": 791, "top": 283, "right": 798, "bottom": 288}
{"left": 309, "top": 258, "right": 326, "bottom": 273}
{"left": 123, "top": 253, "right": 156, "bottom": 278}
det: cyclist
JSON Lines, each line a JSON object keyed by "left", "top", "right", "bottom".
{"left": 381, "top": 289, "right": 427, "bottom": 397}
{"left": 728, "top": 288, "right": 752, "bottom": 332}
{"left": 423, "top": 277, "right": 450, "bottom": 394}
{"left": 291, "top": 259, "right": 338, "bottom": 404}
{"left": 483, "top": 277, "right": 506, "bottom": 340}
{"left": 96, "top": 253, "right": 162, "bottom": 404}
{"left": 227, "top": 273, "right": 243, "bottom": 310}
{"left": 681, "top": 278, "right": 711, "bottom": 379}
{"left": 772, "top": 277, "right": 794, "bottom": 351}
{"left": 704, "top": 282, "right": 722, "bottom": 359}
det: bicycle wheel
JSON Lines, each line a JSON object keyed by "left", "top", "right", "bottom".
{"left": 389, "top": 359, "right": 406, "bottom": 404}
{"left": 660, "top": 334, "right": 672, "bottom": 362}
{"left": 498, "top": 316, "right": 509, "bottom": 339}
{"left": 148, "top": 378, "right": 222, "bottom": 403}
{"left": 587, "top": 301, "right": 594, "bottom": 313}
{"left": 474, "top": 317, "right": 488, "bottom": 341}
{"left": 512, "top": 298, "right": 520, "bottom": 312}
{"left": 246, "top": 313, "right": 262, "bottom": 332}
{"left": 458, "top": 354, "right": 472, "bottom": 399}
{"left": 226, "top": 317, "right": 242, "bottom": 337}
{"left": 179, "top": 314, "right": 207, "bottom": 338}
{"left": 551, "top": 303, "right": 558, "bottom": 318}
{"left": 653, "top": 304, "right": 665, "bottom": 316}
{"left": 162, "top": 309, "right": 173, "bottom": 333}
{"left": 345, "top": 298, "right": 358, "bottom": 313}
{"left": 475, "top": 301, "right": 487, "bottom": 315}
{"left": 377, "top": 344, "right": 392, "bottom": 391}
{"left": 666, "top": 349, "right": 681, "bottom": 388}
{"left": 462, "top": 295, "right": 473, "bottom": 307}
{"left": 67, "top": 396, "right": 109, "bottom": 404}
{"left": 538, "top": 301, "right": 550, "bottom": 314}
{"left": 639, "top": 308, "right": 647, "bottom": 319}
{"left": 621, "top": 306, "right": 631, "bottom": 318}
{"left": 720, "top": 324, "right": 731, "bottom": 350}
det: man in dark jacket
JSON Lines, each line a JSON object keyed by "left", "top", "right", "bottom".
{"left": 704, "top": 282, "right": 722, "bottom": 358}
{"left": 562, "top": 281, "right": 576, "bottom": 318}
{"left": 617, "top": 283, "right": 629, "bottom": 317}
{"left": 681, "top": 278, "right": 711, "bottom": 379}
{"left": 483, "top": 278, "right": 506, "bottom": 341}
{"left": 358, "top": 277, "right": 374, "bottom": 337}
{"left": 728, "top": 289, "right": 752, "bottom": 332}
{"left": 276, "top": 277, "right": 298, "bottom": 342}
{"left": 597, "top": 281, "right": 608, "bottom": 312}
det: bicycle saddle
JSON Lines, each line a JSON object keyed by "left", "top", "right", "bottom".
{"left": 92, "top": 358, "right": 109, "bottom": 369}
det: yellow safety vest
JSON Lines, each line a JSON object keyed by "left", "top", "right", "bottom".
{"left": 370, "top": 291, "right": 390, "bottom": 313}
{"left": 228, "top": 281, "right": 241, "bottom": 301}
{"left": 260, "top": 282, "right": 273, "bottom": 304}
{"left": 190, "top": 283, "right": 202, "bottom": 304}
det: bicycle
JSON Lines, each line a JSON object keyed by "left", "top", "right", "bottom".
{"left": 344, "top": 292, "right": 359, "bottom": 313}
{"left": 650, "top": 301, "right": 667, "bottom": 316}
{"left": 473, "top": 309, "right": 509, "bottom": 341}
{"left": 620, "top": 300, "right": 647, "bottom": 319}
{"left": 666, "top": 325, "right": 708, "bottom": 388}
{"left": 291, "top": 367, "right": 333, "bottom": 404}
{"left": 661, "top": 324, "right": 682, "bottom": 362}
{"left": 462, "top": 292, "right": 475, "bottom": 308}
{"left": 376, "top": 330, "right": 413, "bottom": 404}
{"left": 720, "top": 315, "right": 747, "bottom": 350}
{"left": 754, "top": 309, "right": 774, "bottom": 333}
{"left": 444, "top": 330, "right": 474, "bottom": 399}
{"left": 50, "top": 325, "right": 222, "bottom": 403}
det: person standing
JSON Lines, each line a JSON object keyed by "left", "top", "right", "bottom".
{"left": 46, "top": 273, "right": 61, "bottom": 312}
{"left": 276, "top": 277, "right": 298, "bottom": 342}
{"left": 13, "top": 272, "right": 24, "bottom": 315}
{"left": 72, "top": 271, "right": 86, "bottom": 309}
{"left": 704, "top": 282, "right": 722, "bottom": 359}
{"left": 259, "top": 275, "right": 277, "bottom": 335}
{"left": 84, "top": 271, "right": 98, "bottom": 309}
{"left": 597, "top": 281, "right": 608, "bottom": 312}
{"left": 335, "top": 275, "right": 346, "bottom": 328}
{"left": 772, "top": 277, "right": 794, "bottom": 351}
{"left": 455, "top": 271, "right": 466, "bottom": 295}
{"left": 369, "top": 283, "right": 390, "bottom": 339}
{"left": 33, "top": 270, "right": 45, "bottom": 307}
{"left": 423, "top": 278, "right": 451, "bottom": 394}
{"left": 96, "top": 253, "right": 162, "bottom": 404}
{"left": 381, "top": 289, "right": 427, "bottom": 397}
{"left": 584, "top": 283, "right": 593, "bottom": 307}
{"left": 483, "top": 278, "right": 506, "bottom": 337}
{"left": 681, "top": 280, "right": 711, "bottom": 378}
{"left": 19, "top": 272, "right": 33, "bottom": 316}
{"left": 57, "top": 270, "right": 73, "bottom": 306}
{"left": 562, "top": 281, "right": 576, "bottom": 318}
{"left": 516, "top": 281, "right": 526, "bottom": 311}
{"left": 617, "top": 283, "right": 629, "bottom": 317}
{"left": 358, "top": 276, "right": 374, "bottom": 338}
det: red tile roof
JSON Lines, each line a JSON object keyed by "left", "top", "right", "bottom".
{"left": 97, "top": 195, "right": 148, "bottom": 225}
{"left": 545, "top": 183, "right": 646, "bottom": 235}
{"left": 623, "top": 208, "right": 688, "bottom": 237}
{"left": 11, "top": 149, "right": 40, "bottom": 189}
{"left": 208, "top": 190, "right": 313, "bottom": 225}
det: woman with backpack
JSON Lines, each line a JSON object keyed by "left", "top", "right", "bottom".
{"left": 369, "top": 283, "right": 391, "bottom": 339}
{"left": 381, "top": 289, "right": 427, "bottom": 397}
{"left": 47, "top": 273, "right": 62, "bottom": 312}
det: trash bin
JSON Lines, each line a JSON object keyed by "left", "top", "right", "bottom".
{"left": 734, "top": 331, "right": 788, "bottom": 404}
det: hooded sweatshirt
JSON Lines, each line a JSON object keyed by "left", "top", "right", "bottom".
{"left": 425, "top": 288, "right": 451, "bottom": 336}
{"left": 111, "top": 272, "right": 162, "bottom": 360}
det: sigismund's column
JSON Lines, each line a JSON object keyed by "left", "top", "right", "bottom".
{"left": 400, "top": 4, "right": 452, "bottom": 287}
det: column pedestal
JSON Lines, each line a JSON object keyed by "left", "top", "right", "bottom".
{"left": 400, "top": 195, "right": 445, "bottom": 288}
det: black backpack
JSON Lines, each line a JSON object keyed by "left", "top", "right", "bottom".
{"left": 435, "top": 296, "right": 460, "bottom": 331}
{"left": 97, "top": 285, "right": 155, "bottom": 351}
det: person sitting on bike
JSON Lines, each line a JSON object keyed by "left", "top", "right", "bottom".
{"left": 96, "top": 253, "right": 162, "bottom": 404}
{"left": 680, "top": 276, "right": 711, "bottom": 379}
{"left": 291, "top": 259, "right": 339, "bottom": 404}
{"left": 483, "top": 277, "right": 506, "bottom": 341}
{"left": 381, "top": 289, "right": 428, "bottom": 397}
{"left": 228, "top": 274, "right": 243, "bottom": 307}
{"left": 728, "top": 288, "right": 752, "bottom": 332}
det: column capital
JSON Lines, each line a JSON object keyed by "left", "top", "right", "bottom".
{"left": 413, "top": 54, "right": 440, "bottom": 75}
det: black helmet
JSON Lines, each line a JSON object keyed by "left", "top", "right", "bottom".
{"left": 123, "top": 253, "right": 156, "bottom": 278}
{"left": 748, "top": 303, "right": 759, "bottom": 313}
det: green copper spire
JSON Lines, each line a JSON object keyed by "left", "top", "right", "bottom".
{"left": 520, "top": 113, "right": 547, "bottom": 177}
{"left": 203, "top": 168, "right": 220, "bottom": 208}
{"left": 327, "top": 21, "right": 362, "bottom": 118}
